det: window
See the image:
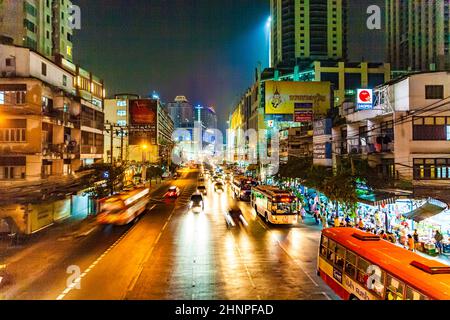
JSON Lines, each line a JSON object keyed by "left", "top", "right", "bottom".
{"left": 63, "top": 74, "right": 68, "bottom": 87}
{"left": 117, "top": 120, "right": 127, "bottom": 127}
{"left": 405, "top": 286, "right": 427, "bottom": 300}
{"left": 356, "top": 257, "right": 370, "bottom": 287}
{"left": 344, "top": 250, "right": 357, "bottom": 279}
{"left": 414, "top": 158, "right": 450, "bottom": 180}
{"left": 334, "top": 244, "right": 345, "bottom": 270}
{"left": 425, "top": 85, "right": 444, "bottom": 99}
{"left": 41, "top": 62, "right": 47, "bottom": 76}
{"left": 326, "top": 240, "right": 336, "bottom": 264}
{"left": 5, "top": 58, "right": 13, "bottom": 67}
{"left": 385, "top": 275, "right": 404, "bottom": 300}
{"left": 0, "top": 89, "right": 26, "bottom": 105}
{"left": 24, "top": 2, "right": 37, "bottom": 17}
{"left": 413, "top": 116, "right": 450, "bottom": 140}
{"left": 117, "top": 110, "right": 127, "bottom": 116}
{"left": 117, "top": 100, "right": 127, "bottom": 107}
{"left": 47, "top": 15, "right": 50, "bottom": 23}
{"left": 320, "top": 235, "right": 328, "bottom": 258}
{"left": 23, "top": 19, "right": 36, "bottom": 32}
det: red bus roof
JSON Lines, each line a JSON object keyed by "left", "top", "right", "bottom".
{"left": 322, "top": 228, "right": 450, "bottom": 300}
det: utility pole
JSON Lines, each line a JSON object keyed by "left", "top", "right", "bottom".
{"left": 110, "top": 123, "right": 114, "bottom": 166}
{"left": 120, "top": 127, "right": 124, "bottom": 162}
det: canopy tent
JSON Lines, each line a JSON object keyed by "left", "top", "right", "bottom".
{"left": 403, "top": 201, "right": 448, "bottom": 223}
{"left": 357, "top": 191, "right": 397, "bottom": 207}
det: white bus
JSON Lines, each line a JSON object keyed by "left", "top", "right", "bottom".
{"left": 251, "top": 186, "right": 299, "bottom": 225}
{"left": 231, "top": 176, "right": 256, "bottom": 201}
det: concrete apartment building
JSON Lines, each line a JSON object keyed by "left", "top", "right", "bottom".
{"left": 0, "top": 44, "right": 105, "bottom": 182}
{"left": 334, "top": 71, "right": 450, "bottom": 203}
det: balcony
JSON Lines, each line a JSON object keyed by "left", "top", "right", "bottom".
{"left": 81, "top": 145, "right": 104, "bottom": 155}
{"left": 81, "top": 119, "right": 104, "bottom": 131}
{"left": 43, "top": 142, "right": 80, "bottom": 159}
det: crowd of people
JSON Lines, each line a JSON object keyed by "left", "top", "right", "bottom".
{"left": 297, "top": 191, "right": 446, "bottom": 256}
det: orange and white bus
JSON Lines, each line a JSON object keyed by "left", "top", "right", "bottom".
{"left": 318, "top": 228, "right": 450, "bottom": 300}
{"left": 97, "top": 187, "right": 150, "bottom": 225}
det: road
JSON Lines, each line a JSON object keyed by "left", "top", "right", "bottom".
{"left": 2, "top": 169, "right": 337, "bottom": 300}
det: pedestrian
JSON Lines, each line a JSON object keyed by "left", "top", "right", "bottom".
{"left": 407, "top": 234, "right": 415, "bottom": 251}
{"left": 413, "top": 229, "right": 419, "bottom": 243}
{"left": 434, "top": 230, "right": 444, "bottom": 255}
{"left": 358, "top": 218, "right": 365, "bottom": 230}
{"left": 334, "top": 215, "right": 340, "bottom": 228}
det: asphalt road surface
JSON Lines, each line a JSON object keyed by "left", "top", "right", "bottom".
{"left": 3, "top": 169, "right": 337, "bottom": 300}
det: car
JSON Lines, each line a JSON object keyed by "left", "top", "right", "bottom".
{"left": 173, "top": 172, "right": 179, "bottom": 180}
{"left": 228, "top": 206, "right": 242, "bottom": 221}
{"left": 161, "top": 172, "right": 171, "bottom": 180}
{"left": 214, "top": 182, "right": 225, "bottom": 193}
{"left": 189, "top": 193, "right": 204, "bottom": 213}
{"left": 166, "top": 186, "right": 181, "bottom": 198}
{"left": 197, "top": 185, "right": 207, "bottom": 195}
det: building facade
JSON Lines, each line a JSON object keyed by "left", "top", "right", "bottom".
{"left": 0, "top": 44, "right": 105, "bottom": 180}
{"left": 166, "top": 96, "right": 194, "bottom": 129}
{"left": 334, "top": 71, "right": 450, "bottom": 204}
{"left": 270, "top": 0, "right": 347, "bottom": 68}
{"left": 386, "top": 0, "right": 450, "bottom": 71}
{"left": 103, "top": 94, "right": 140, "bottom": 163}
{"left": 0, "top": 0, "right": 74, "bottom": 61}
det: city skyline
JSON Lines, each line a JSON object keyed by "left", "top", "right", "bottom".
{"left": 72, "top": 0, "right": 385, "bottom": 132}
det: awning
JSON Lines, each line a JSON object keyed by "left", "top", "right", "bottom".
{"left": 403, "top": 201, "right": 448, "bottom": 223}
{"left": 357, "top": 192, "right": 396, "bottom": 207}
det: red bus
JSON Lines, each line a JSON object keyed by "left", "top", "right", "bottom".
{"left": 97, "top": 187, "right": 150, "bottom": 225}
{"left": 318, "top": 228, "right": 450, "bottom": 300}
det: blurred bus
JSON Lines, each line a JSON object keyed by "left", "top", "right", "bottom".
{"left": 250, "top": 186, "right": 299, "bottom": 225}
{"left": 318, "top": 227, "right": 450, "bottom": 300}
{"left": 231, "top": 176, "right": 257, "bottom": 201}
{"left": 97, "top": 187, "right": 150, "bottom": 225}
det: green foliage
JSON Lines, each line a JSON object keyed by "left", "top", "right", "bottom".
{"left": 78, "top": 163, "right": 127, "bottom": 199}
{"left": 146, "top": 166, "right": 163, "bottom": 179}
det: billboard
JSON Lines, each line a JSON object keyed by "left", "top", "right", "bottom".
{"left": 265, "top": 81, "right": 331, "bottom": 116}
{"left": 356, "top": 89, "right": 374, "bottom": 110}
{"left": 129, "top": 99, "right": 157, "bottom": 146}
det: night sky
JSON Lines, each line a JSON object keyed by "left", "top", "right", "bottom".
{"left": 73, "top": 0, "right": 384, "bottom": 132}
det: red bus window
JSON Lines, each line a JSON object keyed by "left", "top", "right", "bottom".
{"left": 386, "top": 275, "right": 405, "bottom": 300}
{"left": 345, "top": 251, "right": 357, "bottom": 279}
{"left": 406, "top": 286, "right": 427, "bottom": 300}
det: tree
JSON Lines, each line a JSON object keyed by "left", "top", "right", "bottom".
{"left": 78, "top": 163, "right": 127, "bottom": 199}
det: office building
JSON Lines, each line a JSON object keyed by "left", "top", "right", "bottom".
{"left": 166, "top": 96, "right": 194, "bottom": 129}
{"left": 386, "top": 0, "right": 450, "bottom": 71}
{"left": 270, "top": 0, "right": 347, "bottom": 68}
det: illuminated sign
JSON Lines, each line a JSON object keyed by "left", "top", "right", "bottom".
{"left": 356, "top": 89, "right": 374, "bottom": 111}
{"left": 129, "top": 99, "right": 157, "bottom": 146}
{"left": 265, "top": 81, "right": 331, "bottom": 116}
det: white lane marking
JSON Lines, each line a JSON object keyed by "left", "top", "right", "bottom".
{"left": 254, "top": 213, "right": 319, "bottom": 287}
{"left": 56, "top": 204, "right": 159, "bottom": 300}
{"left": 125, "top": 210, "right": 175, "bottom": 296}
{"left": 322, "top": 291, "right": 332, "bottom": 300}
{"left": 277, "top": 240, "right": 319, "bottom": 287}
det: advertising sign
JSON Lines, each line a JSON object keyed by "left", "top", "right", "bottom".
{"left": 129, "top": 99, "right": 157, "bottom": 146}
{"left": 356, "top": 89, "right": 374, "bottom": 110}
{"left": 265, "top": 81, "right": 331, "bottom": 116}
{"left": 294, "top": 110, "right": 313, "bottom": 122}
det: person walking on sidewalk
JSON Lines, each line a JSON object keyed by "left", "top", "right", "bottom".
{"left": 435, "top": 230, "right": 444, "bottom": 255}
{"left": 407, "top": 234, "right": 415, "bottom": 252}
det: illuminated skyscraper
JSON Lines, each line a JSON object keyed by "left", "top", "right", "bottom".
{"left": 386, "top": 0, "right": 450, "bottom": 71}
{"left": 0, "top": 0, "right": 74, "bottom": 61}
{"left": 269, "top": 0, "right": 347, "bottom": 68}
